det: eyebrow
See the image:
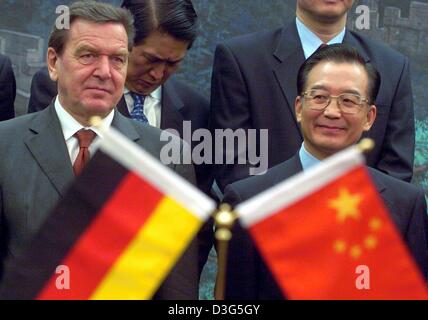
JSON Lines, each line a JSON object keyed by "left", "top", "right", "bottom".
{"left": 143, "top": 52, "right": 184, "bottom": 64}
{"left": 309, "top": 85, "right": 362, "bottom": 96}
{"left": 75, "top": 45, "right": 128, "bottom": 57}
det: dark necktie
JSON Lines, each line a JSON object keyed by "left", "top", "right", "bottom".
{"left": 73, "top": 129, "right": 96, "bottom": 176}
{"left": 130, "top": 92, "right": 149, "bottom": 123}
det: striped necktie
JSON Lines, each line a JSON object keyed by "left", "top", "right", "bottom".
{"left": 130, "top": 92, "right": 149, "bottom": 124}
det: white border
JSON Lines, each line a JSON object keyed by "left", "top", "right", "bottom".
{"left": 236, "top": 147, "right": 364, "bottom": 227}
{"left": 98, "top": 125, "right": 217, "bottom": 220}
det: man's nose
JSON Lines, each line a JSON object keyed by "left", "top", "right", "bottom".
{"left": 93, "top": 55, "right": 112, "bottom": 80}
{"left": 323, "top": 97, "right": 342, "bottom": 118}
{"left": 149, "top": 62, "right": 167, "bottom": 81}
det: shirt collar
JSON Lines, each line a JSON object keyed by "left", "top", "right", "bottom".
{"left": 296, "top": 17, "right": 346, "bottom": 59}
{"left": 124, "top": 85, "right": 162, "bottom": 101}
{"left": 54, "top": 96, "right": 114, "bottom": 140}
{"left": 299, "top": 142, "right": 321, "bottom": 171}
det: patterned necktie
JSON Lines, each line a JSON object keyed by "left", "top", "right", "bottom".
{"left": 73, "top": 129, "right": 96, "bottom": 176}
{"left": 130, "top": 92, "right": 149, "bottom": 124}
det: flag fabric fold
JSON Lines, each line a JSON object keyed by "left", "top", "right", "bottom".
{"left": 0, "top": 125, "right": 216, "bottom": 300}
{"left": 234, "top": 146, "right": 428, "bottom": 300}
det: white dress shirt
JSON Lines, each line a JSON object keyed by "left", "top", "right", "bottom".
{"left": 123, "top": 86, "right": 162, "bottom": 128}
{"left": 54, "top": 97, "right": 114, "bottom": 165}
{"left": 295, "top": 17, "right": 346, "bottom": 59}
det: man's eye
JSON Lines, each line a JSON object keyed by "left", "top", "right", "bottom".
{"left": 313, "top": 95, "right": 328, "bottom": 101}
{"left": 111, "top": 56, "right": 125, "bottom": 65}
{"left": 79, "top": 54, "right": 97, "bottom": 64}
{"left": 168, "top": 61, "right": 180, "bottom": 68}
{"left": 143, "top": 54, "right": 158, "bottom": 63}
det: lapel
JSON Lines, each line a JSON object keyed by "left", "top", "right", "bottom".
{"left": 24, "top": 104, "right": 74, "bottom": 197}
{"left": 367, "top": 167, "right": 388, "bottom": 204}
{"left": 160, "top": 79, "right": 185, "bottom": 132}
{"left": 283, "top": 152, "right": 303, "bottom": 177}
{"left": 272, "top": 22, "right": 306, "bottom": 126}
{"left": 111, "top": 110, "right": 141, "bottom": 142}
{"left": 116, "top": 95, "right": 130, "bottom": 117}
{"left": 342, "top": 30, "right": 371, "bottom": 63}
{"left": 277, "top": 153, "right": 386, "bottom": 196}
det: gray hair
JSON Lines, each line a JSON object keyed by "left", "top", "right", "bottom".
{"left": 48, "top": 1, "right": 135, "bottom": 55}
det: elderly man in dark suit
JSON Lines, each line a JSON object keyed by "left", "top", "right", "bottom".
{"left": 0, "top": 53, "right": 15, "bottom": 121}
{"left": 0, "top": 1, "right": 198, "bottom": 299}
{"left": 27, "top": 0, "right": 213, "bottom": 274}
{"left": 210, "top": 0, "right": 415, "bottom": 192}
{"left": 222, "top": 45, "right": 428, "bottom": 299}
{"left": 28, "top": 0, "right": 211, "bottom": 193}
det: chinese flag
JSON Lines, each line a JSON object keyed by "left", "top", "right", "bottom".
{"left": 235, "top": 148, "right": 428, "bottom": 299}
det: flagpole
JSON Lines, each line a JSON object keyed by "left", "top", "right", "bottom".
{"left": 214, "top": 204, "right": 236, "bottom": 300}
{"left": 356, "top": 138, "right": 374, "bottom": 153}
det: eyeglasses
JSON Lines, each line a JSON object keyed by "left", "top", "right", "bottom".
{"left": 302, "top": 89, "right": 369, "bottom": 115}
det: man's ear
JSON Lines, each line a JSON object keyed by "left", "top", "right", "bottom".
{"left": 363, "top": 104, "right": 377, "bottom": 131}
{"left": 295, "top": 96, "right": 303, "bottom": 123}
{"left": 46, "top": 48, "right": 59, "bottom": 82}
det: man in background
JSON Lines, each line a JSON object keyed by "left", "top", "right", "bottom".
{"left": 28, "top": 0, "right": 211, "bottom": 194}
{"left": 0, "top": 53, "right": 15, "bottom": 121}
{"left": 222, "top": 44, "right": 428, "bottom": 299}
{"left": 0, "top": 1, "right": 198, "bottom": 299}
{"left": 210, "top": 0, "right": 415, "bottom": 191}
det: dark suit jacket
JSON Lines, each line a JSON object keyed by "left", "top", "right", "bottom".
{"left": 210, "top": 22, "right": 415, "bottom": 191}
{"left": 0, "top": 54, "right": 15, "bottom": 121}
{"left": 223, "top": 153, "right": 428, "bottom": 299}
{"left": 27, "top": 68, "right": 214, "bottom": 272}
{"left": 28, "top": 67, "right": 212, "bottom": 194}
{"left": 0, "top": 104, "right": 199, "bottom": 299}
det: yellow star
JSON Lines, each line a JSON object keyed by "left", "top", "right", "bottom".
{"left": 333, "top": 240, "right": 347, "bottom": 253}
{"left": 329, "top": 188, "right": 362, "bottom": 223}
{"left": 369, "top": 217, "right": 382, "bottom": 231}
{"left": 350, "top": 245, "right": 362, "bottom": 259}
{"left": 364, "top": 235, "right": 378, "bottom": 249}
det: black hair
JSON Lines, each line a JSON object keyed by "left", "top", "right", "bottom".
{"left": 121, "top": 0, "right": 197, "bottom": 48}
{"left": 297, "top": 44, "right": 381, "bottom": 104}
{"left": 48, "top": 1, "right": 135, "bottom": 55}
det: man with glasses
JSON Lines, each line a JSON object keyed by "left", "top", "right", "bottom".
{"left": 221, "top": 44, "right": 428, "bottom": 299}
{"left": 210, "top": 0, "right": 415, "bottom": 193}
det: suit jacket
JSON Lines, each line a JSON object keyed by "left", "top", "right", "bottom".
{"left": 28, "top": 67, "right": 212, "bottom": 194}
{"left": 0, "top": 54, "right": 15, "bottom": 121}
{"left": 223, "top": 153, "right": 428, "bottom": 299}
{"left": 27, "top": 67, "right": 214, "bottom": 274}
{"left": 0, "top": 104, "right": 199, "bottom": 299}
{"left": 210, "top": 22, "right": 415, "bottom": 191}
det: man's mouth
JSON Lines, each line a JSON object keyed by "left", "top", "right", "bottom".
{"left": 316, "top": 124, "right": 346, "bottom": 132}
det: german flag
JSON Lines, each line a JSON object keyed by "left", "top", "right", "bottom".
{"left": 0, "top": 125, "right": 216, "bottom": 300}
{"left": 234, "top": 146, "right": 428, "bottom": 299}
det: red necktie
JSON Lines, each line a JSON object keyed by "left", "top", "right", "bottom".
{"left": 73, "top": 129, "right": 96, "bottom": 176}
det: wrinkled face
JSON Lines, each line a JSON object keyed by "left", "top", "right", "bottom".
{"left": 126, "top": 30, "right": 189, "bottom": 95}
{"left": 295, "top": 61, "right": 376, "bottom": 159}
{"left": 47, "top": 19, "right": 129, "bottom": 124}
{"left": 297, "top": 0, "right": 354, "bottom": 22}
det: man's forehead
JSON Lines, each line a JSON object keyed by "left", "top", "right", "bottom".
{"left": 133, "top": 32, "right": 189, "bottom": 60}
{"left": 308, "top": 61, "right": 367, "bottom": 81}
{"left": 306, "top": 61, "right": 369, "bottom": 93}
{"left": 69, "top": 19, "right": 128, "bottom": 44}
